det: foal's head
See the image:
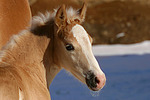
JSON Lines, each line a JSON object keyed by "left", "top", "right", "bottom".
{"left": 54, "top": 4, "right": 106, "bottom": 91}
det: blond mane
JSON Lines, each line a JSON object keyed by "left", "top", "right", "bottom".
{"left": 31, "top": 7, "right": 82, "bottom": 30}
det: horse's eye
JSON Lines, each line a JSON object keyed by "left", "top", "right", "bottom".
{"left": 66, "top": 44, "right": 74, "bottom": 51}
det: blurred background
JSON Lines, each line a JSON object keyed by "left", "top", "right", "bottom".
{"left": 29, "top": 0, "right": 150, "bottom": 100}
{"left": 30, "top": 0, "right": 150, "bottom": 44}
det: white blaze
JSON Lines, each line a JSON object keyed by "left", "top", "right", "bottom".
{"left": 71, "top": 24, "right": 103, "bottom": 75}
{"left": 71, "top": 24, "right": 91, "bottom": 47}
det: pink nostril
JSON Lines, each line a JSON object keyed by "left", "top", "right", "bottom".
{"left": 96, "top": 74, "right": 106, "bottom": 89}
{"left": 95, "top": 77, "right": 100, "bottom": 84}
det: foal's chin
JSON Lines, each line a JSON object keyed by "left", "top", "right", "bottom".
{"left": 87, "top": 84, "right": 103, "bottom": 91}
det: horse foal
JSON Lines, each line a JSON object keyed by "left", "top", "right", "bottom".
{"left": 0, "top": 3, "right": 106, "bottom": 100}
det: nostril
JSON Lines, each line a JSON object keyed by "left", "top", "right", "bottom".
{"left": 85, "top": 71, "right": 106, "bottom": 91}
{"left": 95, "top": 77, "right": 100, "bottom": 84}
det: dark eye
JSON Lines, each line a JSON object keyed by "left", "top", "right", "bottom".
{"left": 66, "top": 44, "right": 74, "bottom": 51}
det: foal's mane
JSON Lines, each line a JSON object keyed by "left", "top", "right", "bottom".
{"left": 0, "top": 7, "right": 80, "bottom": 59}
{"left": 31, "top": 7, "right": 81, "bottom": 31}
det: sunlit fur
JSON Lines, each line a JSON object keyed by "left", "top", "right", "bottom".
{"left": 0, "top": 0, "right": 31, "bottom": 49}
{"left": 0, "top": 5, "right": 105, "bottom": 100}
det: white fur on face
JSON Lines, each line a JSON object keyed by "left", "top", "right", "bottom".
{"left": 71, "top": 24, "right": 91, "bottom": 48}
{"left": 71, "top": 24, "right": 103, "bottom": 75}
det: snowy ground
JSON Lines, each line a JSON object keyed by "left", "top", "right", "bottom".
{"left": 50, "top": 41, "right": 150, "bottom": 100}
{"left": 92, "top": 41, "right": 150, "bottom": 56}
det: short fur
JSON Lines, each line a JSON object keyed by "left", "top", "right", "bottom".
{"left": 0, "top": 4, "right": 106, "bottom": 100}
{"left": 0, "top": 0, "right": 31, "bottom": 49}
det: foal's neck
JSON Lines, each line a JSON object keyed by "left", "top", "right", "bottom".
{"left": 0, "top": 20, "right": 61, "bottom": 87}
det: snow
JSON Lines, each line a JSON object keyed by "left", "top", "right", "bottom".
{"left": 92, "top": 41, "right": 150, "bottom": 56}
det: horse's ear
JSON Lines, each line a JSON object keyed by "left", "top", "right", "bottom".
{"left": 77, "top": 3, "right": 87, "bottom": 23}
{"left": 55, "top": 4, "right": 67, "bottom": 28}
